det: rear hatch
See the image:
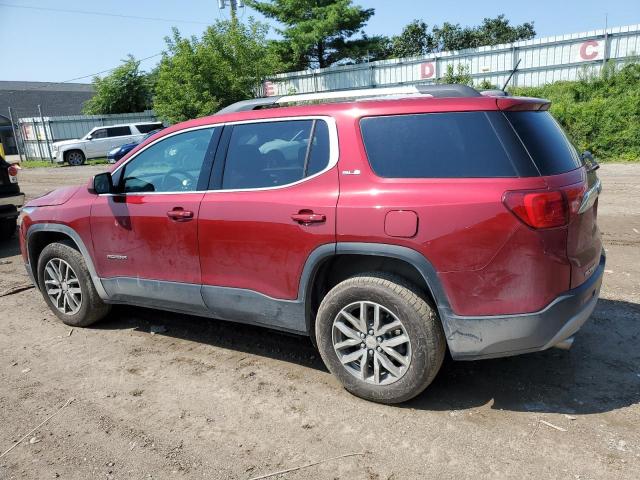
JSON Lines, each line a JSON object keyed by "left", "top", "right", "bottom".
{"left": 503, "top": 108, "right": 602, "bottom": 289}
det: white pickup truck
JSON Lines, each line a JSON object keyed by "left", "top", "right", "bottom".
{"left": 52, "top": 122, "right": 163, "bottom": 166}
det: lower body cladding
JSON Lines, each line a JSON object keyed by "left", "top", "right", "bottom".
{"left": 100, "top": 277, "right": 305, "bottom": 334}
{"left": 442, "top": 254, "right": 605, "bottom": 360}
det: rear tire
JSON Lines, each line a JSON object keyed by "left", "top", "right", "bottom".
{"left": 65, "top": 150, "right": 85, "bottom": 166}
{"left": 37, "top": 241, "right": 110, "bottom": 327}
{"left": 0, "top": 218, "right": 17, "bottom": 240}
{"left": 316, "top": 273, "right": 446, "bottom": 404}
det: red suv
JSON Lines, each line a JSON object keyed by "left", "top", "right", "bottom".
{"left": 19, "top": 85, "right": 604, "bottom": 403}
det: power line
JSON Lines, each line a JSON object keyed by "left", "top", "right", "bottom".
{"left": 0, "top": 2, "right": 210, "bottom": 25}
{"left": 0, "top": 52, "right": 163, "bottom": 97}
{"left": 59, "top": 52, "right": 163, "bottom": 83}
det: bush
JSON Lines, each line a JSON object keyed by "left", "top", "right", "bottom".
{"left": 510, "top": 62, "right": 640, "bottom": 161}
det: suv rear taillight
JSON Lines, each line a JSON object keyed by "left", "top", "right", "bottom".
{"left": 7, "top": 164, "right": 20, "bottom": 183}
{"left": 503, "top": 183, "right": 585, "bottom": 229}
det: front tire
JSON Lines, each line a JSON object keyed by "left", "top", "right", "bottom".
{"left": 316, "top": 273, "right": 446, "bottom": 404}
{"left": 37, "top": 241, "right": 110, "bottom": 327}
{"left": 65, "top": 150, "right": 85, "bottom": 166}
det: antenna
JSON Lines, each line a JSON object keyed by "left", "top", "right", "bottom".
{"left": 501, "top": 58, "right": 522, "bottom": 91}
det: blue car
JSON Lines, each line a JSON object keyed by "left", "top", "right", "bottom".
{"left": 107, "top": 129, "right": 162, "bottom": 163}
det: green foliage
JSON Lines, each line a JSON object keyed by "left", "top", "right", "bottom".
{"left": 387, "top": 20, "right": 434, "bottom": 58}
{"left": 83, "top": 56, "right": 153, "bottom": 114}
{"left": 511, "top": 62, "right": 640, "bottom": 161}
{"left": 385, "top": 15, "right": 535, "bottom": 58}
{"left": 440, "top": 64, "right": 473, "bottom": 86}
{"left": 432, "top": 15, "right": 535, "bottom": 51}
{"left": 153, "top": 19, "right": 281, "bottom": 124}
{"left": 477, "top": 79, "right": 498, "bottom": 90}
{"left": 245, "top": 0, "right": 377, "bottom": 68}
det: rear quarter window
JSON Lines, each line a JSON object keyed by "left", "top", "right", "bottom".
{"left": 505, "top": 111, "right": 582, "bottom": 175}
{"left": 360, "top": 112, "right": 537, "bottom": 178}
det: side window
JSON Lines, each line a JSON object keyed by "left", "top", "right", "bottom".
{"left": 91, "top": 129, "right": 107, "bottom": 139}
{"left": 120, "top": 128, "right": 214, "bottom": 193}
{"left": 222, "top": 119, "right": 331, "bottom": 190}
{"left": 107, "top": 126, "right": 132, "bottom": 137}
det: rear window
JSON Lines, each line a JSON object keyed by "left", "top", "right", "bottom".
{"left": 505, "top": 111, "right": 582, "bottom": 175}
{"left": 136, "top": 123, "right": 163, "bottom": 134}
{"left": 360, "top": 112, "right": 537, "bottom": 178}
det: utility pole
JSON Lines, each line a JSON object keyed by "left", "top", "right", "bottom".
{"left": 218, "top": 0, "right": 243, "bottom": 22}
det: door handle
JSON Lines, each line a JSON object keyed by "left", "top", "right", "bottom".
{"left": 167, "top": 208, "right": 194, "bottom": 222}
{"left": 291, "top": 211, "right": 326, "bottom": 225}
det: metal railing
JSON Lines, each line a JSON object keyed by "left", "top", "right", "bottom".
{"left": 260, "top": 24, "right": 640, "bottom": 96}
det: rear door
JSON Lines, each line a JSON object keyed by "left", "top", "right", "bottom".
{"left": 505, "top": 111, "right": 602, "bottom": 288}
{"left": 197, "top": 117, "right": 339, "bottom": 327}
{"left": 105, "top": 126, "right": 135, "bottom": 153}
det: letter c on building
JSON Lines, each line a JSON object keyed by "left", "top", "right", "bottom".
{"left": 579, "top": 40, "right": 599, "bottom": 61}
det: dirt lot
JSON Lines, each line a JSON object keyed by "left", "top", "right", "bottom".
{"left": 1, "top": 164, "right": 639, "bottom": 480}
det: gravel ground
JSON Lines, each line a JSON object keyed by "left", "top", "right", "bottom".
{"left": 0, "top": 163, "right": 638, "bottom": 480}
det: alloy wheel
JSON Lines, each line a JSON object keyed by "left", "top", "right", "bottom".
{"left": 43, "top": 258, "right": 82, "bottom": 315}
{"left": 332, "top": 301, "right": 412, "bottom": 385}
{"left": 67, "top": 152, "right": 84, "bottom": 166}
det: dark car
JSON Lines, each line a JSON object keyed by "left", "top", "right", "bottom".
{"left": 19, "top": 85, "right": 603, "bottom": 403}
{"left": 107, "top": 129, "right": 163, "bottom": 163}
{"left": 0, "top": 153, "right": 24, "bottom": 240}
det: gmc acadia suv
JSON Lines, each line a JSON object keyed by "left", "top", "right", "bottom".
{"left": 19, "top": 85, "right": 604, "bottom": 404}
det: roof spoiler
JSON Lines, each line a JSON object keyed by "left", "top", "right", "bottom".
{"left": 496, "top": 96, "right": 551, "bottom": 111}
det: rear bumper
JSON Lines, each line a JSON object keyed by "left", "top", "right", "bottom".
{"left": 443, "top": 253, "right": 605, "bottom": 360}
{"left": 0, "top": 193, "right": 25, "bottom": 217}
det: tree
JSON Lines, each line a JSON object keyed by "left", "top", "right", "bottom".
{"left": 153, "top": 19, "right": 281, "bottom": 124}
{"left": 474, "top": 15, "right": 535, "bottom": 46}
{"left": 245, "top": 0, "right": 377, "bottom": 69}
{"left": 388, "top": 20, "right": 434, "bottom": 58}
{"left": 432, "top": 15, "right": 535, "bottom": 52}
{"left": 382, "top": 15, "right": 536, "bottom": 59}
{"left": 83, "top": 56, "right": 153, "bottom": 114}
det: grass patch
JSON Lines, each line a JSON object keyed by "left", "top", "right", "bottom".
{"left": 18, "top": 158, "right": 109, "bottom": 169}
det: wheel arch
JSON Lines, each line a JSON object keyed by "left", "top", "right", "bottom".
{"left": 303, "top": 243, "right": 452, "bottom": 341}
{"left": 26, "top": 223, "right": 108, "bottom": 300}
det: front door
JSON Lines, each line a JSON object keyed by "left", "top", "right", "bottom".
{"left": 90, "top": 126, "right": 218, "bottom": 311}
{"left": 198, "top": 118, "right": 339, "bottom": 331}
{"left": 86, "top": 128, "right": 111, "bottom": 157}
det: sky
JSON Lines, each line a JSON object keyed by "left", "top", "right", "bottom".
{"left": 1, "top": 0, "right": 639, "bottom": 82}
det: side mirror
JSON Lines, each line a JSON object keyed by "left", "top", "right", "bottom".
{"left": 90, "top": 172, "right": 114, "bottom": 194}
{"left": 86, "top": 135, "right": 93, "bottom": 140}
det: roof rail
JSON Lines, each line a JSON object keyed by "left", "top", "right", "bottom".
{"left": 215, "top": 84, "right": 481, "bottom": 115}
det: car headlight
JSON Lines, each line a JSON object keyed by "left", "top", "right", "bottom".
{"left": 108, "top": 147, "right": 120, "bottom": 155}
